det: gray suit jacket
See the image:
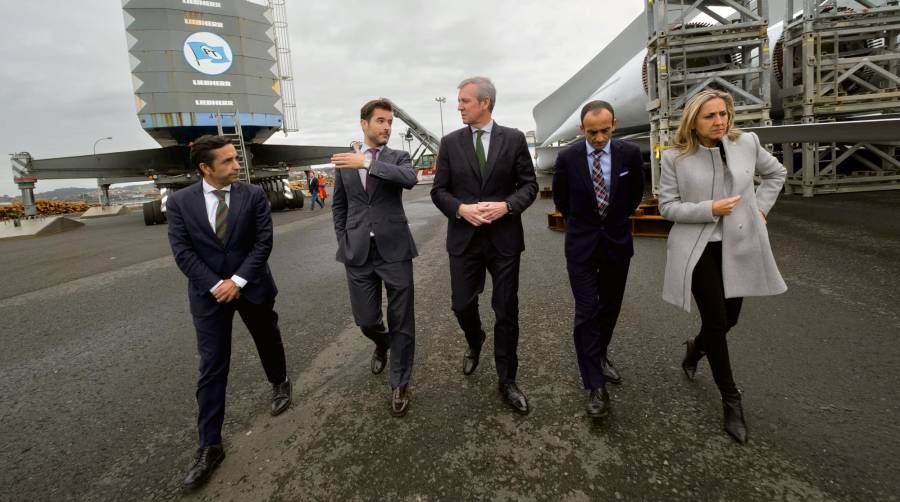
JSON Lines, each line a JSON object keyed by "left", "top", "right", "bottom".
{"left": 659, "top": 131, "right": 787, "bottom": 312}
{"left": 332, "top": 146, "right": 418, "bottom": 266}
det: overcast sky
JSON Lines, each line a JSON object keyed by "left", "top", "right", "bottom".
{"left": 0, "top": 0, "right": 642, "bottom": 196}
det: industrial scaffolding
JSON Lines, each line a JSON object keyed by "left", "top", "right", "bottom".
{"left": 780, "top": 0, "right": 900, "bottom": 195}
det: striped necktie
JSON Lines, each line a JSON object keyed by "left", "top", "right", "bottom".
{"left": 590, "top": 150, "right": 609, "bottom": 219}
{"left": 213, "top": 190, "right": 228, "bottom": 243}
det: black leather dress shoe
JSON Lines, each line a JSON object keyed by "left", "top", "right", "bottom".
{"left": 498, "top": 383, "right": 529, "bottom": 414}
{"left": 586, "top": 387, "right": 611, "bottom": 419}
{"left": 391, "top": 386, "right": 410, "bottom": 417}
{"left": 271, "top": 378, "right": 291, "bottom": 416}
{"left": 371, "top": 346, "right": 388, "bottom": 375}
{"left": 462, "top": 330, "right": 487, "bottom": 376}
{"left": 722, "top": 391, "right": 748, "bottom": 444}
{"left": 600, "top": 358, "right": 622, "bottom": 385}
{"left": 182, "top": 445, "right": 225, "bottom": 492}
{"left": 682, "top": 338, "right": 705, "bottom": 380}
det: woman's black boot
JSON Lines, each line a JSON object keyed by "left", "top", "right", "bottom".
{"left": 681, "top": 337, "right": 705, "bottom": 380}
{"left": 722, "top": 390, "right": 748, "bottom": 444}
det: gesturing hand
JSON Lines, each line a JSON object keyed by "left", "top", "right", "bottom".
{"left": 331, "top": 152, "right": 366, "bottom": 169}
{"left": 712, "top": 195, "right": 742, "bottom": 216}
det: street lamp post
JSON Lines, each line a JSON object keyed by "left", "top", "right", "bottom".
{"left": 92, "top": 136, "right": 112, "bottom": 206}
{"left": 93, "top": 136, "right": 112, "bottom": 157}
{"left": 434, "top": 97, "right": 446, "bottom": 137}
{"left": 404, "top": 130, "right": 414, "bottom": 154}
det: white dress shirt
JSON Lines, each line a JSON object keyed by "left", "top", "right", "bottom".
{"left": 358, "top": 143, "right": 384, "bottom": 189}
{"left": 201, "top": 179, "right": 247, "bottom": 291}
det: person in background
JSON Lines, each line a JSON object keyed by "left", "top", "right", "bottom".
{"left": 308, "top": 172, "right": 324, "bottom": 210}
{"left": 658, "top": 89, "right": 787, "bottom": 444}
{"left": 318, "top": 174, "right": 328, "bottom": 207}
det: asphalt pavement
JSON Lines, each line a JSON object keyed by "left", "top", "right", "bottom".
{"left": 0, "top": 180, "right": 897, "bottom": 501}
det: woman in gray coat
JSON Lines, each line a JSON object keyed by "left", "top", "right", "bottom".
{"left": 658, "top": 89, "right": 787, "bottom": 444}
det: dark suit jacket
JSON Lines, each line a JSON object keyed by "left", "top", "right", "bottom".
{"left": 167, "top": 181, "right": 278, "bottom": 317}
{"left": 431, "top": 123, "right": 538, "bottom": 256}
{"left": 552, "top": 138, "right": 644, "bottom": 264}
{"left": 332, "top": 146, "right": 418, "bottom": 266}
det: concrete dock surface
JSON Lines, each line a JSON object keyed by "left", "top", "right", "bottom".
{"left": 1, "top": 179, "right": 898, "bottom": 501}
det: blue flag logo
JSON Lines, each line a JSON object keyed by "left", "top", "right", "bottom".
{"left": 187, "top": 42, "right": 231, "bottom": 64}
{"left": 183, "top": 32, "right": 234, "bottom": 76}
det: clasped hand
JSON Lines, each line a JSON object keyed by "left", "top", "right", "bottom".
{"left": 458, "top": 201, "right": 508, "bottom": 226}
{"left": 212, "top": 279, "right": 241, "bottom": 303}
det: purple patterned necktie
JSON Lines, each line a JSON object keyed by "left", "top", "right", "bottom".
{"left": 591, "top": 150, "right": 609, "bottom": 218}
{"left": 366, "top": 148, "right": 378, "bottom": 194}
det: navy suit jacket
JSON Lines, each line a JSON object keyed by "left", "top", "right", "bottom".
{"left": 552, "top": 138, "right": 644, "bottom": 264}
{"left": 430, "top": 123, "right": 538, "bottom": 256}
{"left": 167, "top": 181, "right": 278, "bottom": 317}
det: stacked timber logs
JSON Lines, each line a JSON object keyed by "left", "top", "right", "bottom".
{"left": 0, "top": 200, "right": 96, "bottom": 220}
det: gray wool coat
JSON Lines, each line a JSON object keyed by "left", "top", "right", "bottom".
{"left": 658, "top": 131, "right": 787, "bottom": 312}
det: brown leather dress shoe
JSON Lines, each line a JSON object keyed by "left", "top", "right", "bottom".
{"left": 271, "top": 378, "right": 291, "bottom": 416}
{"left": 462, "top": 330, "right": 486, "bottom": 376}
{"left": 182, "top": 445, "right": 225, "bottom": 492}
{"left": 498, "top": 383, "right": 530, "bottom": 414}
{"left": 371, "top": 346, "right": 388, "bottom": 375}
{"left": 391, "top": 386, "right": 410, "bottom": 417}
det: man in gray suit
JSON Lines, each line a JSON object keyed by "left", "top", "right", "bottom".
{"left": 331, "top": 98, "right": 418, "bottom": 417}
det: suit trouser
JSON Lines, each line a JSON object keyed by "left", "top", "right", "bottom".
{"left": 566, "top": 242, "right": 630, "bottom": 389}
{"left": 192, "top": 297, "right": 287, "bottom": 448}
{"left": 345, "top": 239, "right": 415, "bottom": 389}
{"left": 691, "top": 241, "right": 742, "bottom": 395}
{"left": 449, "top": 230, "right": 521, "bottom": 384}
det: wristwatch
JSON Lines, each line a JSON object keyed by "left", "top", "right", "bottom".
{"left": 505, "top": 201, "right": 513, "bottom": 214}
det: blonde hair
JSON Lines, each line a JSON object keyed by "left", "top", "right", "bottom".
{"left": 673, "top": 89, "right": 741, "bottom": 155}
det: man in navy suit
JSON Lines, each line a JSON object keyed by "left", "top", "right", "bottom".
{"left": 552, "top": 101, "right": 644, "bottom": 419}
{"left": 166, "top": 135, "right": 291, "bottom": 491}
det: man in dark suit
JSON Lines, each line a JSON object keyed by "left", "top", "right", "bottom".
{"left": 331, "top": 99, "right": 418, "bottom": 417}
{"left": 166, "top": 135, "right": 291, "bottom": 491}
{"left": 431, "top": 76, "right": 538, "bottom": 414}
{"left": 552, "top": 101, "right": 644, "bottom": 419}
